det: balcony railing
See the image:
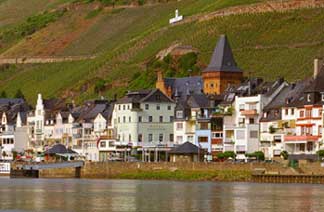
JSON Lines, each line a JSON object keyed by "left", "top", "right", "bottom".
{"left": 284, "top": 135, "right": 320, "bottom": 142}
{"left": 241, "top": 109, "right": 258, "bottom": 116}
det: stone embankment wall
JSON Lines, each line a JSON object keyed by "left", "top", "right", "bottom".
{"left": 39, "top": 162, "right": 289, "bottom": 179}
{"left": 0, "top": 56, "right": 95, "bottom": 65}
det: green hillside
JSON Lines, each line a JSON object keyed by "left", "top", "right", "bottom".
{"left": 0, "top": 0, "right": 323, "bottom": 103}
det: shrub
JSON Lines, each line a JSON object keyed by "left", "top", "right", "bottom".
{"left": 217, "top": 151, "right": 236, "bottom": 160}
{"left": 14, "top": 89, "right": 25, "bottom": 99}
{"left": 138, "top": 0, "right": 145, "bottom": 6}
{"left": 94, "top": 79, "right": 106, "bottom": 93}
{"left": 0, "top": 91, "right": 7, "bottom": 98}
{"left": 179, "top": 52, "right": 198, "bottom": 72}
{"left": 269, "top": 125, "right": 276, "bottom": 133}
{"left": 281, "top": 150, "right": 289, "bottom": 160}
{"left": 246, "top": 151, "right": 265, "bottom": 161}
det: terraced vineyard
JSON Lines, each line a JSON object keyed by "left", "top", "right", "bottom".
{"left": 0, "top": 0, "right": 323, "bottom": 103}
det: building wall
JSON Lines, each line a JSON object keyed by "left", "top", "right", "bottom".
{"left": 202, "top": 71, "right": 243, "bottom": 95}
{"left": 113, "top": 102, "right": 175, "bottom": 147}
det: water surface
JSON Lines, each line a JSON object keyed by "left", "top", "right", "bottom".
{"left": 0, "top": 177, "right": 323, "bottom": 212}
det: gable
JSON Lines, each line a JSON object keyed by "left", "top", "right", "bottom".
{"left": 141, "top": 89, "right": 174, "bottom": 103}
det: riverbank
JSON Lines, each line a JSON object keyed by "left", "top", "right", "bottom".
{"left": 35, "top": 161, "right": 324, "bottom": 183}
{"left": 37, "top": 161, "right": 290, "bottom": 182}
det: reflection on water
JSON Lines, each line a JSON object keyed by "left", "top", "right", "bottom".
{"left": 0, "top": 177, "right": 324, "bottom": 212}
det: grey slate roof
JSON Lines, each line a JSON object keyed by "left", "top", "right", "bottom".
{"left": 0, "top": 100, "right": 30, "bottom": 125}
{"left": 187, "top": 93, "right": 210, "bottom": 108}
{"left": 163, "top": 76, "right": 203, "bottom": 99}
{"left": 220, "top": 78, "right": 286, "bottom": 106}
{"left": 117, "top": 89, "right": 174, "bottom": 104}
{"left": 0, "top": 98, "right": 24, "bottom": 105}
{"left": 203, "top": 35, "right": 242, "bottom": 73}
{"left": 169, "top": 142, "right": 199, "bottom": 154}
{"left": 305, "top": 65, "right": 324, "bottom": 93}
{"left": 45, "top": 144, "right": 77, "bottom": 154}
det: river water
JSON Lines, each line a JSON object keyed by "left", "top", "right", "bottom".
{"left": 0, "top": 177, "right": 323, "bottom": 212}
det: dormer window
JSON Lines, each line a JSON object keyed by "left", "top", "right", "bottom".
{"left": 176, "top": 111, "right": 183, "bottom": 119}
{"left": 321, "top": 93, "right": 324, "bottom": 102}
{"left": 307, "top": 94, "right": 311, "bottom": 102}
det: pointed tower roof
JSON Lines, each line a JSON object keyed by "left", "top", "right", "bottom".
{"left": 203, "top": 35, "right": 242, "bottom": 73}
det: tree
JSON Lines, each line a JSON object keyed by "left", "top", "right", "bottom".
{"left": 14, "top": 89, "right": 25, "bottom": 99}
{"left": 217, "top": 151, "right": 236, "bottom": 160}
{"left": 246, "top": 151, "right": 265, "bottom": 161}
{"left": 269, "top": 125, "right": 276, "bottom": 134}
{"left": 0, "top": 91, "right": 7, "bottom": 98}
{"left": 281, "top": 150, "right": 289, "bottom": 160}
{"left": 94, "top": 79, "right": 106, "bottom": 94}
{"left": 2, "top": 151, "right": 7, "bottom": 159}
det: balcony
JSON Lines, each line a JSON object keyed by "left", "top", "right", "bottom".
{"left": 284, "top": 135, "right": 320, "bottom": 142}
{"left": 211, "top": 138, "right": 222, "bottom": 145}
{"left": 224, "top": 138, "right": 234, "bottom": 144}
{"left": 241, "top": 109, "right": 258, "bottom": 116}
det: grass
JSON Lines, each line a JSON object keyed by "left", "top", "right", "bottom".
{"left": 0, "top": 9, "right": 66, "bottom": 53}
{"left": 0, "top": 1, "right": 323, "bottom": 103}
{"left": 117, "top": 169, "right": 252, "bottom": 181}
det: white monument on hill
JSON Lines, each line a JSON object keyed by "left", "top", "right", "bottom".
{"left": 169, "top": 9, "right": 183, "bottom": 24}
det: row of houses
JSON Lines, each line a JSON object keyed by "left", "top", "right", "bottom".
{"left": 1, "top": 35, "right": 324, "bottom": 162}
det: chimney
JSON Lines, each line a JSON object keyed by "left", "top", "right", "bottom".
{"left": 314, "top": 58, "right": 323, "bottom": 79}
{"left": 157, "top": 70, "right": 163, "bottom": 82}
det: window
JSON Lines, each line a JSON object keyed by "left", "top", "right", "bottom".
{"left": 148, "top": 134, "right": 153, "bottom": 142}
{"left": 176, "top": 111, "right": 183, "bottom": 119}
{"left": 176, "top": 136, "right": 183, "bottom": 143}
{"left": 212, "top": 132, "right": 223, "bottom": 138}
{"left": 239, "top": 118, "right": 245, "bottom": 126}
{"left": 176, "top": 123, "right": 183, "bottom": 130}
{"left": 249, "top": 118, "right": 255, "bottom": 124}
{"left": 138, "top": 116, "right": 142, "bottom": 123}
{"left": 129, "top": 117, "right": 131, "bottom": 122}
{"left": 250, "top": 131, "right": 258, "bottom": 138}
{"left": 306, "top": 109, "right": 311, "bottom": 118}
{"left": 322, "top": 93, "right": 324, "bottom": 102}
{"left": 167, "top": 105, "right": 171, "bottom": 110}
{"left": 159, "top": 116, "right": 163, "bottom": 123}
{"left": 145, "top": 104, "right": 149, "bottom": 110}
{"left": 200, "top": 122, "right": 209, "bottom": 130}
{"left": 198, "top": 137, "right": 208, "bottom": 143}
{"left": 127, "top": 105, "right": 130, "bottom": 110}
{"left": 307, "top": 94, "right": 311, "bottom": 102}
{"left": 300, "top": 110, "right": 304, "bottom": 118}
{"left": 239, "top": 104, "right": 245, "bottom": 111}
{"left": 159, "top": 134, "right": 163, "bottom": 142}
{"left": 100, "top": 141, "right": 106, "bottom": 148}
{"left": 118, "top": 105, "right": 121, "bottom": 110}
{"left": 285, "top": 109, "right": 288, "bottom": 115}
{"left": 169, "top": 116, "right": 174, "bottom": 122}
{"left": 169, "top": 134, "right": 174, "bottom": 142}
{"left": 138, "top": 134, "right": 143, "bottom": 142}
{"left": 210, "top": 83, "right": 214, "bottom": 88}
{"left": 236, "top": 130, "right": 245, "bottom": 140}
{"left": 123, "top": 105, "right": 126, "bottom": 110}
{"left": 108, "top": 141, "right": 115, "bottom": 147}
{"left": 123, "top": 116, "right": 126, "bottom": 123}
{"left": 149, "top": 116, "right": 153, "bottom": 122}
{"left": 156, "top": 105, "right": 160, "bottom": 110}
{"left": 118, "top": 117, "right": 120, "bottom": 123}
{"left": 291, "top": 108, "right": 295, "bottom": 115}
{"left": 129, "top": 134, "right": 132, "bottom": 142}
